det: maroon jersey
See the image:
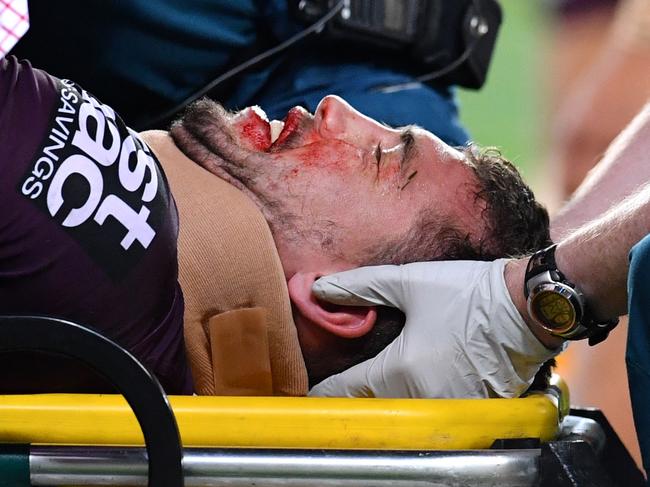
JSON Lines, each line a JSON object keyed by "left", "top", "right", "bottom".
{"left": 0, "top": 57, "right": 192, "bottom": 394}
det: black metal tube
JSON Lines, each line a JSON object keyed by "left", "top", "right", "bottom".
{"left": 0, "top": 315, "right": 183, "bottom": 487}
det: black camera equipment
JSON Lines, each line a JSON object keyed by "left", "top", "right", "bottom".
{"left": 291, "top": 0, "right": 502, "bottom": 90}
{"left": 143, "top": 0, "right": 501, "bottom": 129}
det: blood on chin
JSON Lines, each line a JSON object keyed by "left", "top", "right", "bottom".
{"left": 231, "top": 106, "right": 272, "bottom": 152}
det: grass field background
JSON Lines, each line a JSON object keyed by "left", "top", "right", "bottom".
{"left": 460, "top": 2, "right": 646, "bottom": 469}
{"left": 457, "top": 0, "right": 550, "bottom": 191}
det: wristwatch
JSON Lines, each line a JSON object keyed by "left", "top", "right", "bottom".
{"left": 524, "top": 244, "right": 619, "bottom": 346}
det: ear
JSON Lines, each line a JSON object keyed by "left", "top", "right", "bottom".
{"left": 287, "top": 272, "right": 377, "bottom": 338}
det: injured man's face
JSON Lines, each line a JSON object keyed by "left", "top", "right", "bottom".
{"left": 171, "top": 95, "right": 551, "bottom": 386}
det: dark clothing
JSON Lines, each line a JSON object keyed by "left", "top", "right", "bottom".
{"left": 11, "top": 0, "right": 469, "bottom": 146}
{"left": 627, "top": 234, "right": 650, "bottom": 479}
{"left": 0, "top": 57, "right": 192, "bottom": 394}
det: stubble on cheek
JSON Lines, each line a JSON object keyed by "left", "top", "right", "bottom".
{"left": 170, "top": 110, "right": 285, "bottom": 216}
{"left": 170, "top": 121, "right": 255, "bottom": 185}
{"left": 170, "top": 100, "right": 264, "bottom": 176}
{"left": 170, "top": 110, "right": 307, "bottom": 242}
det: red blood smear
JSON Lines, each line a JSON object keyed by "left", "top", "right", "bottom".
{"left": 272, "top": 107, "right": 303, "bottom": 149}
{"left": 239, "top": 118, "right": 271, "bottom": 151}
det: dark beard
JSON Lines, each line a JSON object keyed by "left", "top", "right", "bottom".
{"left": 169, "top": 98, "right": 301, "bottom": 241}
{"left": 171, "top": 98, "right": 314, "bottom": 165}
{"left": 170, "top": 99, "right": 262, "bottom": 191}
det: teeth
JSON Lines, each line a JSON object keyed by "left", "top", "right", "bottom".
{"left": 270, "top": 120, "right": 284, "bottom": 143}
{"left": 251, "top": 105, "right": 269, "bottom": 121}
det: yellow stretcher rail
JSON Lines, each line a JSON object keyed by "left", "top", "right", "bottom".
{"left": 0, "top": 393, "right": 561, "bottom": 450}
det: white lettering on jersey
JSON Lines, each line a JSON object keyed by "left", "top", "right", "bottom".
{"left": 22, "top": 80, "right": 164, "bottom": 255}
{"left": 47, "top": 154, "right": 103, "bottom": 227}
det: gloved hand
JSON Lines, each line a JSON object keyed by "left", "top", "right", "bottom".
{"left": 309, "top": 259, "right": 563, "bottom": 399}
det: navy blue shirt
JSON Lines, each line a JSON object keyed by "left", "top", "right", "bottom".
{"left": 626, "top": 235, "right": 650, "bottom": 478}
{"left": 0, "top": 57, "right": 192, "bottom": 394}
{"left": 11, "top": 1, "right": 469, "bottom": 146}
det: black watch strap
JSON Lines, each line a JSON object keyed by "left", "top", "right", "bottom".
{"left": 524, "top": 244, "right": 563, "bottom": 298}
{"left": 524, "top": 244, "right": 619, "bottom": 346}
{"left": 524, "top": 244, "right": 574, "bottom": 299}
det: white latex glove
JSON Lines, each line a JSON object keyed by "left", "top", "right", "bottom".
{"left": 309, "top": 259, "right": 563, "bottom": 399}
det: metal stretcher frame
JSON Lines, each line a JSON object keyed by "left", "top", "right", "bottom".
{"left": 0, "top": 316, "right": 645, "bottom": 486}
{"left": 0, "top": 404, "right": 644, "bottom": 486}
{"left": 0, "top": 394, "right": 601, "bottom": 487}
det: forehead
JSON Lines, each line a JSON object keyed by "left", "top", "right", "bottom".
{"left": 400, "top": 128, "right": 474, "bottom": 193}
{"left": 401, "top": 131, "right": 485, "bottom": 229}
{"left": 406, "top": 126, "right": 466, "bottom": 164}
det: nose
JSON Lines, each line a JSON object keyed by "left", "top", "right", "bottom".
{"left": 314, "top": 95, "right": 401, "bottom": 148}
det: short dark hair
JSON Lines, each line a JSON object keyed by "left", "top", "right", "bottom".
{"left": 464, "top": 144, "right": 552, "bottom": 258}
{"left": 326, "top": 145, "right": 554, "bottom": 393}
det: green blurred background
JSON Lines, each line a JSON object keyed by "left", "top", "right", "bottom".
{"left": 459, "top": 0, "right": 646, "bottom": 471}
{"left": 458, "top": 0, "right": 550, "bottom": 190}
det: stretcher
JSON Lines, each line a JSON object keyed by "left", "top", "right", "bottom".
{"left": 0, "top": 316, "right": 644, "bottom": 486}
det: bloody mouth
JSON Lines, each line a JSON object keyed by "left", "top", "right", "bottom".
{"left": 232, "top": 105, "right": 312, "bottom": 153}
{"left": 269, "top": 106, "right": 308, "bottom": 151}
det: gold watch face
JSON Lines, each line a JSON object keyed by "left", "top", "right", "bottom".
{"left": 530, "top": 290, "right": 576, "bottom": 332}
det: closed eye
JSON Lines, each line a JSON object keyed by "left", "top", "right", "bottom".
{"left": 399, "top": 128, "right": 416, "bottom": 170}
{"left": 374, "top": 143, "right": 382, "bottom": 164}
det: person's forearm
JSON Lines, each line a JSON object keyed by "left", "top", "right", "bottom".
{"left": 556, "top": 184, "right": 650, "bottom": 319}
{"left": 551, "top": 102, "right": 650, "bottom": 241}
{"left": 507, "top": 182, "right": 650, "bottom": 346}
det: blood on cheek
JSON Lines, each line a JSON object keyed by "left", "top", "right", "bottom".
{"left": 281, "top": 150, "right": 354, "bottom": 182}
